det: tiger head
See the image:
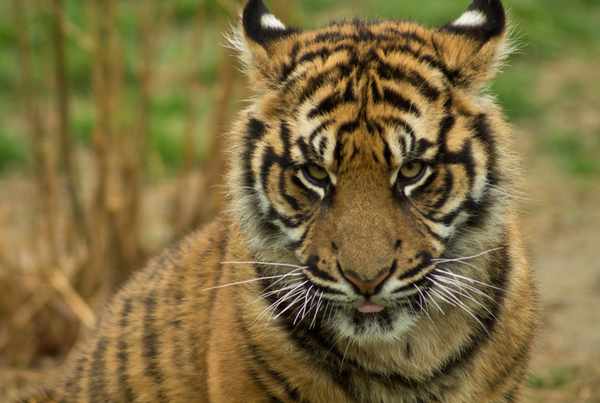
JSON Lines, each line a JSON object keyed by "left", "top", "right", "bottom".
{"left": 228, "top": 0, "right": 518, "bottom": 340}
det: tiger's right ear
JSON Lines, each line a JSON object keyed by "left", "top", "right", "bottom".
{"left": 434, "top": 0, "right": 511, "bottom": 90}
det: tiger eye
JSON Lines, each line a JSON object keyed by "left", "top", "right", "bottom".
{"left": 305, "top": 165, "right": 329, "bottom": 182}
{"left": 399, "top": 161, "right": 423, "bottom": 179}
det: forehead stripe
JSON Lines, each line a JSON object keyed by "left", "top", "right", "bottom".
{"left": 382, "top": 88, "right": 421, "bottom": 117}
{"left": 375, "top": 60, "right": 441, "bottom": 102}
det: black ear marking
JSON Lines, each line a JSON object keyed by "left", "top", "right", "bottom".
{"left": 440, "top": 0, "right": 506, "bottom": 42}
{"left": 243, "top": 0, "right": 298, "bottom": 47}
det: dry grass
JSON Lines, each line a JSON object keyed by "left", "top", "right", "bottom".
{"left": 1, "top": 0, "right": 246, "bottom": 398}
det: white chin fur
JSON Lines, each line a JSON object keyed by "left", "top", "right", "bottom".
{"left": 332, "top": 309, "right": 415, "bottom": 345}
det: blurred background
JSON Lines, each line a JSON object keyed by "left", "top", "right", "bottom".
{"left": 0, "top": 0, "right": 598, "bottom": 401}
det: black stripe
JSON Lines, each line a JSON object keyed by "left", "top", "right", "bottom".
{"left": 242, "top": 118, "right": 268, "bottom": 189}
{"left": 416, "top": 138, "right": 435, "bottom": 155}
{"left": 318, "top": 136, "right": 329, "bottom": 157}
{"left": 291, "top": 175, "right": 321, "bottom": 200}
{"left": 503, "top": 388, "right": 519, "bottom": 403}
{"left": 62, "top": 356, "right": 87, "bottom": 398}
{"left": 404, "top": 169, "right": 438, "bottom": 201}
{"left": 385, "top": 27, "right": 428, "bottom": 45}
{"left": 337, "top": 120, "right": 360, "bottom": 137}
{"left": 430, "top": 169, "right": 454, "bottom": 210}
{"left": 436, "top": 114, "right": 455, "bottom": 150}
{"left": 420, "top": 49, "right": 460, "bottom": 85}
{"left": 297, "top": 46, "right": 330, "bottom": 65}
{"left": 375, "top": 59, "right": 441, "bottom": 102}
{"left": 277, "top": 123, "right": 303, "bottom": 212}
{"left": 306, "top": 254, "right": 337, "bottom": 282}
{"left": 471, "top": 113, "right": 499, "bottom": 186}
{"left": 308, "top": 93, "right": 343, "bottom": 118}
{"left": 381, "top": 88, "right": 421, "bottom": 116}
{"left": 420, "top": 220, "right": 445, "bottom": 242}
{"left": 117, "top": 299, "right": 135, "bottom": 401}
{"left": 88, "top": 337, "right": 109, "bottom": 401}
{"left": 278, "top": 42, "right": 302, "bottom": 83}
{"left": 259, "top": 146, "right": 281, "bottom": 199}
{"left": 234, "top": 300, "right": 305, "bottom": 402}
{"left": 142, "top": 292, "right": 167, "bottom": 399}
{"left": 307, "top": 119, "right": 332, "bottom": 157}
{"left": 397, "top": 252, "right": 432, "bottom": 281}
{"left": 295, "top": 74, "right": 327, "bottom": 108}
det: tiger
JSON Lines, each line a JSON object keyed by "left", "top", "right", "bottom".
{"left": 16, "top": 0, "right": 538, "bottom": 402}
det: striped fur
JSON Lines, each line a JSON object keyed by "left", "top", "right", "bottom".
{"left": 18, "top": 0, "right": 537, "bottom": 402}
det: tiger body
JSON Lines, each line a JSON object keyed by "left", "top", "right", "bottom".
{"left": 19, "top": 0, "right": 538, "bottom": 402}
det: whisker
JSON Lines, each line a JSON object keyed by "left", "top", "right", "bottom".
{"left": 432, "top": 273, "right": 498, "bottom": 302}
{"left": 431, "top": 273, "right": 498, "bottom": 319}
{"left": 202, "top": 270, "right": 303, "bottom": 291}
{"left": 294, "top": 285, "right": 314, "bottom": 325}
{"left": 220, "top": 261, "right": 306, "bottom": 269}
{"left": 274, "top": 288, "right": 308, "bottom": 320}
{"left": 251, "top": 282, "right": 300, "bottom": 305}
{"left": 310, "top": 291, "right": 324, "bottom": 329}
{"left": 430, "top": 283, "right": 491, "bottom": 338}
{"left": 340, "top": 340, "right": 352, "bottom": 373}
{"left": 431, "top": 247, "right": 504, "bottom": 264}
{"left": 415, "top": 286, "right": 441, "bottom": 334}
{"left": 488, "top": 184, "right": 539, "bottom": 202}
{"left": 255, "top": 282, "right": 307, "bottom": 325}
{"left": 434, "top": 268, "right": 504, "bottom": 292}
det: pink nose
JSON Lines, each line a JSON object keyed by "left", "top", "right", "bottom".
{"left": 343, "top": 271, "right": 390, "bottom": 295}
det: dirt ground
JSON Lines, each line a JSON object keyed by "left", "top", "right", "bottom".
{"left": 516, "top": 59, "right": 600, "bottom": 402}
{"left": 522, "top": 158, "right": 600, "bottom": 402}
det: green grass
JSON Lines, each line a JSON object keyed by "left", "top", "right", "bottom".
{"left": 0, "top": 0, "right": 599, "bottom": 175}
{"left": 545, "top": 129, "right": 600, "bottom": 177}
{"left": 528, "top": 366, "right": 580, "bottom": 389}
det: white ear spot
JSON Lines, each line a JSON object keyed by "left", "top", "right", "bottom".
{"left": 452, "top": 10, "right": 487, "bottom": 27}
{"left": 261, "top": 14, "right": 286, "bottom": 30}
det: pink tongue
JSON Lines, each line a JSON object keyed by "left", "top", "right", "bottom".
{"left": 357, "top": 302, "right": 385, "bottom": 313}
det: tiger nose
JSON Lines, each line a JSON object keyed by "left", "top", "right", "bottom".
{"left": 343, "top": 269, "right": 391, "bottom": 296}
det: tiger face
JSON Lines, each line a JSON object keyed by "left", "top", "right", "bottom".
{"left": 229, "top": 0, "right": 515, "bottom": 342}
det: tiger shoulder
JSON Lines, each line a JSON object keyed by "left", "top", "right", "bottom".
{"left": 18, "top": 0, "right": 538, "bottom": 402}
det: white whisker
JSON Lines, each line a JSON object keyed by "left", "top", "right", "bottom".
{"left": 220, "top": 261, "right": 305, "bottom": 269}
{"left": 431, "top": 247, "right": 504, "bottom": 264}
{"left": 434, "top": 267, "right": 504, "bottom": 292}
{"left": 202, "top": 269, "right": 303, "bottom": 291}
{"left": 274, "top": 288, "right": 308, "bottom": 320}
{"left": 254, "top": 281, "right": 307, "bottom": 325}
{"left": 310, "top": 291, "right": 324, "bottom": 329}
{"left": 430, "top": 282, "right": 491, "bottom": 338}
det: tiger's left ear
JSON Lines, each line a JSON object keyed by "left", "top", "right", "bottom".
{"left": 435, "top": 0, "right": 510, "bottom": 89}
{"left": 230, "top": 0, "right": 299, "bottom": 90}
{"left": 242, "top": 0, "right": 297, "bottom": 48}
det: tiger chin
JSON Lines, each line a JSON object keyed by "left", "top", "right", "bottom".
{"left": 17, "top": 0, "right": 538, "bottom": 402}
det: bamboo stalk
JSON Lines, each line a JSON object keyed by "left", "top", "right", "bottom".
{"left": 188, "top": 45, "right": 238, "bottom": 230}
{"left": 49, "top": 269, "right": 96, "bottom": 328}
{"left": 84, "top": 0, "right": 113, "bottom": 299}
{"left": 50, "top": 0, "right": 89, "bottom": 247}
{"left": 13, "top": 0, "right": 55, "bottom": 259}
{"left": 172, "top": 2, "right": 206, "bottom": 239}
